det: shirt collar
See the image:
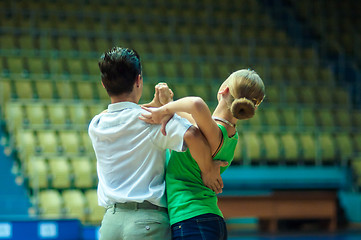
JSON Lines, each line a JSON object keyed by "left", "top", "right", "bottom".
{"left": 108, "top": 102, "right": 141, "bottom": 113}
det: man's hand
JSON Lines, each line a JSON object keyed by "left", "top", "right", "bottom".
{"left": 156, "top": 82, "right": 173, "bottom": 106}
{"left": 201, "top": 160, "right": 228, "bottom": 194}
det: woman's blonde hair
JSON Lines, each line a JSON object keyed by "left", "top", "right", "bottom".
{"left": 226, "top": 69, "right": 265, "bottom": 120}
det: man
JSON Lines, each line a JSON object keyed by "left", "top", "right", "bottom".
{"left": 88, "top": 47, "right": 225, "bottom": 240}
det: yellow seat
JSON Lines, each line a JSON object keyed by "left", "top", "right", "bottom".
{"left": 0, "top": 79, "right": 12, "bottom": 105}
{"left": 66, "top": 59, "right": 85, "bottom": 76}
{"left": 26, "top": 156, "right": 48, "bottom": 189}
{"left": 85, "top": 59, "right": 99, "bottom": 76}
{"left": 6, "top": 56, "right": 25, "bottom": 75}
{"left": 34, "top": 80, "right": 55, "bottom": 99}
{"left": 39, "top": 190, "right": 63, "bottom": 218}
{"left": 334, "top": 132, "right": 354, "bottom": 161}
{"left": 54, "top": 80, "right": 75, "bottom": 99}
{"left": 242, "top": 132, "right": 263, "bottom": 164}
{"left": 48, "top": 58, "right": 66, "bottom": 76}
{"left": 143, "top": 61, "right": 161, "bottom": 80}
{"left": 96, "top": 83, "right": 109, "bottom": 100}
{"left": 284, "top": 86, "right": 299, "bottom": 105}
{"left": 81, "top": 131, "right": 94, "bottom": 153}
{"left": 191, "top": 84, "right": 211, "bottom": 102}
{"left": 14, "top": 79, "right": 34, "bottom": 99}
{"left": 37, "top": 130, "right": 59, "bottom": 154}
{"left": 58, "top": 131, "right": 81, "bottom": 154}
{"left": 318, "top": 132, "right": 336, "bottom": 164}
{"left": 85, "top": 189, "right": 105, "bottom": 224}
{"left": 62, "top": 190, "right": 86, "bottom": 222}
{"left": 88, "top": 104, "right": 107, "bottom": 119}
{"left": 5, "top": 102, "right": 25, "bottom": 131}
{"left": 298, "top": 86, "right": 316, "bottom": 105}
{"left": 47, "top": 103, "right": 68, "bottom": 125}
{"left": 280, "top": 108, "right": 298, "bottom": 130}
{"left": 24, "top": 103, "right": 47, "bottom": 126}
{"left": 299, "top": 132, "right": 316, "bottom": 163}
{"left": 280, "top": 133, "right": 299, "bottom": 163}
{"left": 171, "top": 83, "right": 191, "bottom": 99}
{"left": 76, "top": 37, "right": 92, "bottom": 53}
{"left": 161, "top": 62, "right": 179, "bottom": 80}
{"left": 26, "top": 57, "right": 46, "bottom": 75}
{"left": 48, "top": 156, "right": 71, "bottom": 189}
{"left": 334, "top": 109, "right": 352, "bottom": 129}
{"left": 68, "top": 103, "right": 89, "bottom": 125}
{"left": 317, "top": 109, "right": 335, "bottom": 130}
{"left": 70, "top": 156, "right": 94, "bottom": 189}
{"left": 15, "top": 129, "right": 37, "bottom": 162}
{"left": 300, "top": 108, "right": 317, "bottom": 129}
{"left": 74, "top": 81, "right": 96, "bottom": 100}
{"left": 262, "top": 133, "right": 280, "bottom": 163}
{"left": 263, "top": 108, "right": 281, "bottom": 130}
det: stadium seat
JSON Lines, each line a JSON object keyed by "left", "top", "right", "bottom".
{"left": 70, "top": 156, "right": 94, "bottom": 188}
{"left": 179, "top": 62, "right": 196, "bottom": 80}
{"left": 353, "top": 110, "right": 361, "bottom": 130}
{"left": 317, "top": 109, "right": 335, "bottom": 130}
{"left": 88, "top": 104, "right": 107, "bottom": 119}
{"left": 264, "top": 85, "right": 281, "bottom": 105}
{"left": 299, "top": 132, "right": 317, "bottom": 164}
{"left": 263, "top": 108, "right": 281, "bottom": 130}
{"left": 39, "top": 189, "right": 63, "bottom": 218}
{"left": 55, "top": 80, "right": 75, "bottom": 99}
{"left": 334, "top": 109, "right": 352, "bottom": 130}
{"left": 58, "top": 131, "right": 81, "bottom": 154}
{"left": 245, "top": 109, "right": 264, "bottom": 131}
{"left": 171, "top": 83, "right": 191, "bottom": 99}
{"left": 26, "top": 57, "right": 46, "bottom": 76}
{"left": 76, "top": 37, "right": 93, "bottom": 52}
{"left": 66, "top": 59, "right": 85, "bottom": 76}
{"left": 14, "top": 79, "right": 34, "bottom": 99}
{"left": 34, "top": 80, "right": 56, "bottom": 99}
{"left": 96, "top": 83, "right": 109, "bottom": 100}
{"left": 143, "top": 60, "right": 161, "bottom": 80}
{"left": 48, "top": 58, "right": 66, "bottom": 76}
{"left": 47, "top": 103, "right": 68, "bottom": 126}
{"left": 298, "top": 86, "right": 316, "bottom": 106}
{"left": 6, "top": 56, "right": 25, "bottom": 75}
{"left": 62, "top": 190, "right": 86, "bottom": 222}
{"left": 24, "top": 103, "right": 47, "bottom": 126}
{"left": 37, "top": 130, "right": 59, "bottom": 154}
{"left": 191, "top": 83, "right": 211, "bottom": 102}
{"left": 161, "top": 61, "right": 179, "bottom": 80}
{"left": 300, "top": 108, "right": 317, "bottom": 129}
{"left": 280, "top": 108, "right": 298, "bottom": 130}
{"left": 5, "top": 101, "right": 24, "bottom": 131}
{"left": 85, "top": 189, "right": 105, "bottom": 224}
{"left": 242, "top": 132, "right": 263, "bottom": 164}
{"left": 318, "top": 132, "right": 336, "bottom": 164}
{"left": 284, "top": 86, "right": 299, "bottom": 105}
{"left": 26, "top": 156, "right": 49, "bottom": 189}
{"left": 85, "top": 59, "right": 99, "bottom": 76}
{"left": 352, "top": 133, "right": 361, "bottom": 153}
{"left": 81, "top": 131, "right": 94, "bottom": 154}
{"left": 48, "top": 156, "right": 71, "bottom": 189}
{"left": 0, "top": 79, "right": 12, "bottom": 107}
{"left": 15, "top": 129, "right": 37, "bottom": 162}
{"left": 279, "top": 132, "right": 299, "bottom": 163}
{"left": 262, "top": 133, "right": 281, "bottom": 164}
{"left": 74, "top": 81, "right": 96, "bottom": 100}
{"left": 68, "top": 103, "right": 89, "bottom": 125}
{"left": 334, "top": 132, "right": 354, "bottom": 162}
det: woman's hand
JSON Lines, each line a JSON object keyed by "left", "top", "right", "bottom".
{"left": 139, "top": 106, "right": 174, "bottom": 136}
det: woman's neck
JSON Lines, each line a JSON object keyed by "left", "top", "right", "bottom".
{"left": 212, "top": 101, "right": 237, "bottom": 136}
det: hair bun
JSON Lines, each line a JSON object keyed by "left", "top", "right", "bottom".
{"left": 231, "top": 98, "right": 255, "bottom": 120}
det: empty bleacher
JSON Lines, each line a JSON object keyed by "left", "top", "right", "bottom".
{"left": 0, "top": 0, "right": 360, "bottom": 228}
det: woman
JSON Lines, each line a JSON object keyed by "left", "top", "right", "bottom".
{"left": 140, "top": 69, "right": 265, "bottom": 240}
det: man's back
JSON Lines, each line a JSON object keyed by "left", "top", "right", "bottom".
{"left": 88, "top": 101, "right": 191, "bottom": 208}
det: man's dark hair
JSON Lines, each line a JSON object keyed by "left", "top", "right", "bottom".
{"left": 98, "top": 47, "right": 141, "bottom": 96}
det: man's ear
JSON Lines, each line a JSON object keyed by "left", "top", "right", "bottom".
{"left": 135, "top": 74, "right": 142, "bottom": 88}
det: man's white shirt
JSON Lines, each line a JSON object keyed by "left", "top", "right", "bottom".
{"left": 88, "top": 102, "right": 191, "bottom": 208}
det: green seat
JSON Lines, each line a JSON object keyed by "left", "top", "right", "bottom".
{"left": 34, "top": 80, "right": 55, "bottom": 99}
{"left": 68, "top": 103, "right": 89, "bottom": 125}
{"left": 26, "top": 156, "right": 48, "bottom": 189}
{"left": 62, "top": 189, "right": 86, "bottom": 222}
{"left": 299, "top": 132, "right": 316, "bottom": 163}
{"left": 351, "top": 158, "right": 361, "bottom": 188}
{"left": 85, "top": 189, "right": 105, "bottom": 224}
{"left": 334, "top": 132, "right": 354, "bottom": 161}
{"left": 301, "top": 108, "right": 317, "bottom": 129}
{"left": 284, "top": 86, "right": 299, "bottom": 105}
{"left": 191, "top": 84, "right": 211, "bottom": 102}
{"left": 318, "top": 132, "right": 336, "bottom": 164}
{"left": 280, "top": 132, "right": 299, "bottom": 163}
{"left": 317, "top": 109, "right": 335, "bottom": 130}
{"left": 14, "top": 79, "right": 34, "bottom": 99}
{"left": 143, "top": 61, "right": 160, "bottom": 80}
{"left": 39, "top": 189, "right": 63, "bottom": 218}
{"left": 47, "top": 103, "right": 68, "bottom": 125}
{"left": 5, "top": 102, "right": 24, "bottom": 131}
{"left": 161, "top": 61, "right": 179, "bottom": 80}
{"left": 58, "top": 131, "right": 81, "bottom": 154}
{"left": 55, "top": 80, "right": 75, "bottom": 99}
{"left": 24, "top": 103, "right": 47, "bottom": 126}
{"left": 66, "top": 58, "right": 85, "bottom": 76}
{"left": 242, "top": 132, "right": 263, "bottom": 164}
{"left": 15, "top": 129, "right": 37, "bottom": 164}
{"left": 262, "top": 133, "right": 280, "bottom": 163}
{"left": 334, "top": 109, "right": 352, "bottom": 129}
{"left": 37, "top": 130, "right": 59, "bottom": 154}
{"left": 70, "top": 156, "right": 94, "bottom": 189}
{"left": 263, "top": 108, "right": 281, "bottom": 130}
{"left": 48, "top": 156, "right": 71, "bottom": 189}
{"left": 6, "top": 56, "right": 25, "bottom": 75}
{"left": 74, "top": 81, "right": 96, "bottom": 100}
{"left": 26, "top": 57, "right": 46, "bottom": 75}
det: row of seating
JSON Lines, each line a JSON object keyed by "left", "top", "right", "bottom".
{"left": 14, "top": 126, "right": 361, "bottom": 168}
{"left": 234, "top": 130, "right": 361, "bottom": 165}
{"left": 0, "top": 77, "right": 348, "bottom": 111}
{"left": 5, "top": 100, "right": 358, "bottom": 133}
{"left": 37, "top": 189, "right": 104, "bottom": 224}
{"left": 26, "top": 155, "right": 96, "bottom": 189}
